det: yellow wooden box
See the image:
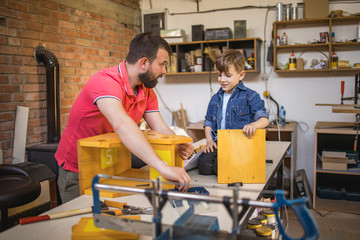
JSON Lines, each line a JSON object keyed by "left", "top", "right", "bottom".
{"left": 217, "top": 129, "right": 266, "bottom": 184}
{"left": 77, "top": 131, "right": 192, "bottom": 197}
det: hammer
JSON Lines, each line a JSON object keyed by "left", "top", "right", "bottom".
{"left": 19, "top": 201, "right": 108, "bottom": 225}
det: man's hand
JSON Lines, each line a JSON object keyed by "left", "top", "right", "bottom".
{"left": 159, "top": 165, "right": 190, "bottom": 191}
{"left": 177, "top": 143, "right": 194, "bottom": 160}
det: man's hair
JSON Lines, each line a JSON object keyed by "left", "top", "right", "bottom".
{"left": 216, "top": 49, "right": 245, "bottom": 73}
{"left": 126, "top": 32, "right": 172, "bottom": 64}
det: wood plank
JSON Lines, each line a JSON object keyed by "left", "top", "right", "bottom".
{"left": 217, "top": 129, "right": 266, "bottom": 184}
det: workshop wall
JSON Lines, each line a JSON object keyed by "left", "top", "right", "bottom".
{"left": 140, "top": 0, "right": 360, "bottom": 189}
{"left": 0, "top": 0, "right": 141, "bottom": 163}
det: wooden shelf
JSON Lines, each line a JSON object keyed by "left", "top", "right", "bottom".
{"left": 167, "top": 37, "right": 262, "bottom": 75}
{"left": 273, "top": 16, "right": 360, "bottom": 73}
{"left": 315, "top": 197, "right": 360, "bottom": 214}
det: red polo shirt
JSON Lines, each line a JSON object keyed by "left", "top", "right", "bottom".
{"left": 55, "top": 61, "right": 158, "bottom": 173}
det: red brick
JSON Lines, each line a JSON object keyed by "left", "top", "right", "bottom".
{"left": 43, "top": 25, "right": 60, "bottom": 34}
{"left": 0, "top": 45, "right": 18, "bottom": 54}
{"left": 8, "top": 19, "right": 20, "bottom": 29}
{"left": 100, "top": 23, "right": 112, "bottom": 30}
{"left": 79, "top": 32, "right": 91, "bottom": 39}
{"left": 28, "top": 118, "right": 41, "bottom": 127}
{"left": 24, "top": 92, "right": 46, "bottom": 101}
{"left": 0, "top": 6, "right": 16, "bottom": 18}
{"left": 29, "top": 5, "right": 50, "bottom": 17}
{"left": 75, "top": 53, "right": 91, "bottom": 61}
{"left": 0, "top": 112, "right": 13, "bottom": 121}
{"left": 0, "top": 131, "right": 11, "bottom": 141}
{"left": 60, "top": 51, "right": 75, "bottom": 59}
{"left": 103, "top": 17, "right": 117, "bottom": 25}
{"left": 10, "top": 55, "right": 22, "bottom": 65}
{"left": 76, "top": 24, "right": 91, "bottom": 33}
{"left": 0, "top": 121, "right": 14, "bottom": 131}
{"left": 17, "top": 11, "right": 38, "bottom": 22}
{"left": 39, "top": 0, "right": 58, "bottom": 10}
{"left": 12, "top": 93, "right": 24, "bottom": 101}
{"left": 28, "top": 135, "right": 42, "bottom": 144}
{"left": 81, "top": 61, "right": 94, "bottom": 69}
{"left": 19, "top": 29, "right": 40, "bottom": 39}
{"left": 39, "top": 15, "right": 58, "bottom": 26}
{"left": 0, "top": 84, "right": 19, "bottom": 93}
{"left": 90, "top": 13, "right": 103, "bottom": 21}
{"left": 40, "top": 33, "right": 60, "bottom": 43}
{"left": 23, "top": 56, "right": 37, "bottom": 65}
{"left": 0, "top": 65, "right": 20, "bottom": 74}
{"left": 60, "top": 67, "right": 75, "bottom": 75}
{"left": 84, "top": 19, "right": 100, "bottom": 28}
{"left": 51, "top": 12, "right": 68, "bottom": 21}
{"left": 21, "top": 21, "right": 42, "bottom": 31}
{"left": 65, "top": 60, "right": 81, "bottom": 67}
{"left": 63, "top": 75, "right": 81, "bottom": 83}
{"left": 0, "top": 102, "right": 18, "bottom": 111}
{"left": 22, "top": 101, "right": 42, "bottom": 109}
{"left": 83, "top": 48, "right": 99, "bottom": 55}
{"left": 22, "top": 38, "right": 40, "bottom": 48}
{"left": 75, "top": 68, "right": 91, "bottom": 76}
{"left": 0, "top": 93, "right": 10, "bottom": 102}
{"left": 74, "top": 9, "right": 89, "bottom": 18}
{"left": 0, "top": 26, "right": 17, "bottom": 37}
{"left": 8, "top": 1, "right": 29, "bottom": 12}
{"left": 20, "top": 66, "right": 38, "bottom": 74}
{"left": 107, "top": 37, "right": 118, "bottom": 44}
{"left": 61, "top": 98, "right": 75, "bottom": 107}
{"left": 0, "top": 55, "right": 9, "bottom": 64}
{"left": 65, "top": 91, "right": 78, "bottom": 98}
{"left": 23, "top": 84, "right": 42, "bottom": 92}
{"left": 19, "top": 47, "right": 35, "bottom": 56}
{"left": 8, "top": 37, "right": 20, "bottom": 46}
{"left": 24, "top": 74, "right": 43, "bottom": 84}
{"left": 91, "top": 41, "right": 104, "bottom": 49}
{"left": 0, "top": 36, "right": 6, "bottom": 44}
{"left": 59, "top": 20, "right": 74, "bottom": 29}
{"left": 60, "top": 36, "right": 76, "bottom": 44}
{"left": 62, "top": 29, "right": 77, "bottom": 38}
{"left": 9, "top": 75, "right": 23, "bottom": 84}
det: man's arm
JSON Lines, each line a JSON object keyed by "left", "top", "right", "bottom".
{"left": 96, "top": 98, "right": 190, "bottom": 190}
{"left": 144, "top": 111, "right": 194, "bottom": 159}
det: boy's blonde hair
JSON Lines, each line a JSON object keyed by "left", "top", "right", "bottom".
{"left": 216, "top": 49, "right": 245, "bottom": 73}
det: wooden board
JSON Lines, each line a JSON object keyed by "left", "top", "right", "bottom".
{"left": 71, "top": 217, "right": 139, "bottom": 240}
{"left": 218, "top": 129, "right": 266, "bottom": 184}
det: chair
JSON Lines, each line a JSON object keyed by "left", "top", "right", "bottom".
{"left": 0, "top": 164, "right": 41, "bottom": 230}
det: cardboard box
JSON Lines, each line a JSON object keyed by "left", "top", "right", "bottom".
{"left": 304, "top": 0, "right": 329, "bottom": 19}
{"left": 322, "top": 151, "right": 348, "bottom": 171}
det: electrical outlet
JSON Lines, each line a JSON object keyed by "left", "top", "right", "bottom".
{"left": 261, "top": 72, "right": 269, "bottom": 81}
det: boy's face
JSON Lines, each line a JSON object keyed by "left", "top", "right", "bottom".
{"left": 217, "top": 64, "right": 245, "bottom": 94}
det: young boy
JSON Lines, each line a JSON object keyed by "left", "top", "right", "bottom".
{"left": 198, "top": 49, "right": 269, "bottom": 175}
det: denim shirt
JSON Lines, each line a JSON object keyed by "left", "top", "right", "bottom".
{"left": 203, "top": 81, "right": 268, "bottom": 141}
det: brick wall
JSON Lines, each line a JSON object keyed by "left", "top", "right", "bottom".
{"left": 0, "top": 0, "right": 141, "bottom": 163}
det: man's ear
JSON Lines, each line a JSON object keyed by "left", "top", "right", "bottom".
{"left": 139, "top": 57, "right": 150, "bottom": 72}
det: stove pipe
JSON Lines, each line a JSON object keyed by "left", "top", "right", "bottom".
{"left": 33, "top": 46, "right": 60, "bottom": 143}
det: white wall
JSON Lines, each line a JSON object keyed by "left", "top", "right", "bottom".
{"left": 141, "top": 0, "right": 360, "bottom": 190}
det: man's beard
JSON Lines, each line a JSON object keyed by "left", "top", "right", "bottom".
{"left": 138, "top": 69, "right": 159, "bottom": 88}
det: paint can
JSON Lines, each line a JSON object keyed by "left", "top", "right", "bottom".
{"left": 284, "top": 4, "right": 291, "bottom": 21}
{"left": 276, "top": 2, "right": 283, "bottom": 21}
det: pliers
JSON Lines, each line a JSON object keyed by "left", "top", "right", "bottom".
{"left": 102, "top": 200, "right": 153, "bottom": 216}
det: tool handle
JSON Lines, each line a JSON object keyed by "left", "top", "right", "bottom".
{"left": 274, "top": 190, "right": 319, "bottom": 240}
{"left": 19, "top": 207, "right": 93, "bottom": 225}
{"left": 19, "top": 215, "right": 50, "bottom": 225}
{"left": 341, "top": 81, "right": 345, "bottom": 95}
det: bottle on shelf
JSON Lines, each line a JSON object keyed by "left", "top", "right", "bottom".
{"left": 276, "top": 36, "right": 281, "bottom": 46}
{"left": 289, "top": 50, "right": 296, "bottom": 70}
{"left": 331, "top": 49, "right": 338, "bottom": 69}
{"left": 280, "top": 32, "right": 288, "bottom": 45}
{"left": 279, "top": 106, "right": 286, "bottom": 126}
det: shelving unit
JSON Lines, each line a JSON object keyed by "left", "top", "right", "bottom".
{"left": 273, "top": 16, "right": 360, "bottom": 73}
{"left": 167, "top": 38, "right": 262, "bottom": 75}
{"left": 314, "top": 121, "right": 360, "bottom": 214}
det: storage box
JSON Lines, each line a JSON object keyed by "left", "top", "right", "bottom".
{"left": 317, "top": 185, "right": 345, "bottom": 200}
{"left": 304, "top": 0, "right": 329, "bottom": 19}
{"left": 322, "top": 151, "right": 348, "bottom": 171}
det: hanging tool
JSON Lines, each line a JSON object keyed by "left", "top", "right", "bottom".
{"left": 91, "top": 174, "right": 319, "bottom": 240}
{"left": 340, "top": 74, "right": 360, "bottom": 105}
{"left": 19, "top": 201, "right": 108, "bottom": 225}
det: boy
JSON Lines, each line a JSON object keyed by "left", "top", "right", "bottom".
{"left": 198, "top": 49, "right": 269, "bottom": 175}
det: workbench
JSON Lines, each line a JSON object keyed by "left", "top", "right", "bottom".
{"left": 0, "top": 141, "right": 290, "bottom": 240}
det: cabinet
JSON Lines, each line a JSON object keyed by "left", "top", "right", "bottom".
{"left": 314, "top": 122, "right": 360, "bottom": 214}
{"left": 167, "top": 38, "right": 262, "bottom": 75}
{"left": 273, "top": 16, "right": 360, "bottom": 73}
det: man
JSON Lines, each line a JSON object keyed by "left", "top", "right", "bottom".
{"left": 55, "top": 32, "right": 194, "bottom": 203}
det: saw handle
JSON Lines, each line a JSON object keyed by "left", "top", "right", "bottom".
{"left": 273, "top": 190, "right": 319, "bottom": 240}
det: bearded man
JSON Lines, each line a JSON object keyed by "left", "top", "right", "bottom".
{"left": 55, "top": 32, "right": 194, "bottom": 203}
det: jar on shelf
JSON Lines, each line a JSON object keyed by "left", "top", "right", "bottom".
{"left": 331, "top": 49, "right": 338, "bottom": 69}
{"left": 280, "top": 32, "right": 288, "bottom": 45}
{"left": 289, "top": 50, "right": 296, "bottom": 70}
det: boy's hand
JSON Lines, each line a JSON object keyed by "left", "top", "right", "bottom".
{"left": 204, "top": 141, "right": 217, "bottom": 153}
{"left": 243, "top": 123, "right": 256, "bottom": 139}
